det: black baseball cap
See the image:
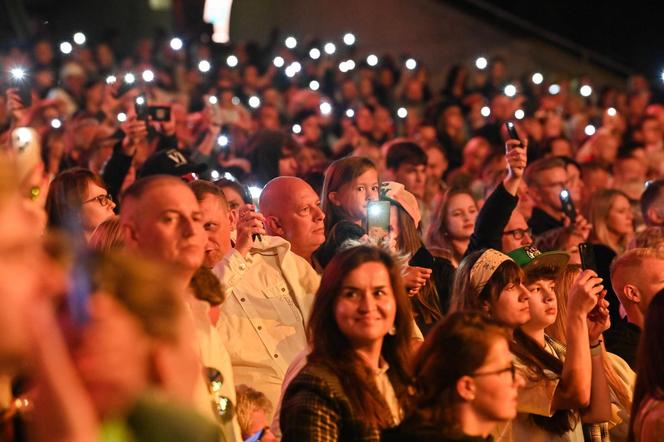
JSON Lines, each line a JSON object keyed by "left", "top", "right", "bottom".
{"left": 138, "top": 148, "right": 207, "bottom": 179}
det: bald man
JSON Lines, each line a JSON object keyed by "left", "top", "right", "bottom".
{"left": 608, "top": 247, "right": 664, "bottom": 367}
{"left": 259, "top": 176, "right": 325, "bottom": 265}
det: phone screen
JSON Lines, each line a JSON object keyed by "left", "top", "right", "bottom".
{"left": 505, "top": 121, "right": 519, "bottom": 141}
{"left": 367, "top": 201, "right": 391, "bottom": 239}
{"left": 559, "top": 189, "right": 576, "bottom": 224}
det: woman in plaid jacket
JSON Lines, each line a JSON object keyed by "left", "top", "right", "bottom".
{"left": 279, "top": 245, "right": 414, "bottom": 441}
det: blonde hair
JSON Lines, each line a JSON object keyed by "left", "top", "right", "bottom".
{"left": 425, "top": 187, "right": 476, "bottom": 265}
{"left": 587, "top": 188, "right": 632, "bottom": 254}
{"left": 628, "top": 226, "right": 664, "bottom": 250}
{"left": 235, "top": 384, "right": 273, "bottom": 439}
{"left": 89, "top": 215, "right": 124, "bottom": 252}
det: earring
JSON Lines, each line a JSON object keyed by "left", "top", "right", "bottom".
{"left": 388, "top": 325, "right": 396, "bottom": 336}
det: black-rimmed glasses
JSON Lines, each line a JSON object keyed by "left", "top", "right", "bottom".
{"left": 502, "top": 228, "right": 532, "bottom": 240}
{"left": 471, "top": 362, "right": 517, "bottom": 382}
{"left": 83, "top": 193, "right": 113, "bottom": 207}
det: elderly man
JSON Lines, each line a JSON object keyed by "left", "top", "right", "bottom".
{"left": 205, "top": 177, "right": 320, "bottom": 413}
{"left": 120, "top": 175, "right": 238, "bottom": 441}
{"left": 608, "top": 247, "right": 664, "bottom": 367}
{"left": 258, "top": 176, "right": 326, "bottom": 266}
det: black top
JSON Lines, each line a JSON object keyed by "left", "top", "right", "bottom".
{"left": 465, "top": 182, "right": 519, "bottom": 256}
{"left": 315, "top": 220, "right": 366, "bottom": 269}
{"left": 409, "top": 247, "right": 455, "bottom": 335}
{"left": 528, "top": 207, "right": 564, "bottom": 236}
{"left": 382, "top": 422, "right": 493, "bottom": 442}
{"left": 604, "top": 317, "right": 641, "bottom": 369}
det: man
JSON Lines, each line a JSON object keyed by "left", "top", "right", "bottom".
{"left": 640, "top": 178, "right": 664, "bottom": 227}
{"left": 259, "top": 176, "right": 326, "bottom": 266}
{"left": 120, "top": 175, "right": 238, "bottom": 440}
{"left": 608, "top": 247, "right": 664, "bottom": 367}
{"left": 383, "top": 139, "right": 428, "bottom": 200}
{"left": 524, "top": 157, "right": 568, "bottom": 235}
{"left": 502, "top": 210, "right": 533, "bottom": 253}
{"left": 201, "top": 179, "right": 320, "bottom": 413}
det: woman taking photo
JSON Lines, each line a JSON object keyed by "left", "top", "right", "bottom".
{"left": 383, "top": 312, "right": 523, "bottom": 441}
{"left": 279, "top": 246, "right": 413, "bottom": 441}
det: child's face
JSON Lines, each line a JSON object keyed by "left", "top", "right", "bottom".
{"left": 525, "top": 278, "right": 558, "bottom": 330}
{"left": 332, "top": 168, "right": 379, "bottom": 222}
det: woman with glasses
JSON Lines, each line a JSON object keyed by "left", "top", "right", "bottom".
{"left": 46, "top": 167, "right": 116, "bottom": 242}
{"left": 382, "top": 312, "right": 524, "bottom": 441}
{"left": 279, "top": 246, "right": 414, "bottom": 441}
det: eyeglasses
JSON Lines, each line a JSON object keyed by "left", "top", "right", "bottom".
{"left": 83, "top": 193, "right": 113, "bottom": 207}
{"left": 471, "top": 362, "right": 517, "bottom": 382}
{"left": 204, "top": 367, "right": 234, "bottom": 424}
{"left": 503, "top": 228, "right": 532, "bottom": 240}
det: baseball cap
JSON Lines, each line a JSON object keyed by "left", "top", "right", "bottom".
{"left": 507, "top": 245, "right": 570, "bottom": 276}
{"left": 138, "top": 148, "right": 207, "bottom": 179}
{"left": 381, "top": 181, "right": 421, "bottom": 227}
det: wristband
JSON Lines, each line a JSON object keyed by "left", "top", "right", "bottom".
{"left": 590, "top": 339, "right": 602, "bottom": 356}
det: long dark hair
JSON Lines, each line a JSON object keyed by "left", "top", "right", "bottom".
{"left": 403, "top": 312, "right": 510, "bottom": 434}
{"left": 307, "top": 245, "right": 414, "bottom": 429}
{"left": 629, "top": 289, "right": 664, "bottom": 442}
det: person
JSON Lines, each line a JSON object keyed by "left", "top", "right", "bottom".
{"left": 119, "top": 175, "right": 239, "bottom": 441}
{"left": 383, "top": 181, "right": 454, "bottom": 331}
{"left": 383, "top": 139, "right": 427, "bottom": 201}
{"left": 317, "top": 156, "right": 380, "bottom": 267}
{"left": 426, "top": 187, "right": 479, "bottom": 267}
{"left": 45, "top": 167, "right": 116, "bottom": 241}
{"left": 245, "top": 129, "right": 300, "bottom": 186}
{"left": 587, "top": 188, "right": 634, "bottom": 256}
{"left": 259, "top": 176, "right": 326, "bottom": 267}
{"left": 279, "top": 246, "right": 413, "bottom": 441}
{"left": 524, "top": 157, "right": 568, "bottom": 236}
{"left": 639, "top": 178, "right": 664, "bottom": 227}
{"left": 88, "top": 215, "right": 124, "bottom": 251}
{"left": 236, "top": 385, "right": 277, "bottom": 442}
{"left": 507, "top": 246, "right": 612, "bottom": 442}
{"left": 382, "top": 312, "right": 523, "bottom": 442}
{"left": 503, "top": 210, "right": 534, "bottom": 252}
{"left": 608, "top": 248, "right": 664, "bottom": 368}
{"left": 629, "top": 289, "right": 664, "bottom": 442}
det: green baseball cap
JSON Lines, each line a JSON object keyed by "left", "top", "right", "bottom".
{"left": 507, "top": 245, "right": 570, "bottom": 276}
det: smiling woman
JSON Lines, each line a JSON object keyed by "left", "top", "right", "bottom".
{"left": 279, "top": 245, "right": 414, "bottom": 441}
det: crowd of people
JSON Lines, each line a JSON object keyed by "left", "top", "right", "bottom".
{"left": 1, "top": 26, "right": 664, "bottom": 442}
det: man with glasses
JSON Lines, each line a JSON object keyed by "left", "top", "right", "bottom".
{"left": 502, "top": 210, "right": 533, "bottom": 252}
{"left": 524, "top": 157, "right": 569, "bottom": 235}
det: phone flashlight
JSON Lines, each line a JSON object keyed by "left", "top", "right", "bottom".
{"left": 105, "top": 75, "right": 117, "bottom": 85}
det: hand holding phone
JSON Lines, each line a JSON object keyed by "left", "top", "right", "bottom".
{"left": 8, "top": 68, "right": 32, "bottom": 107}
{"left": 242, "top": 185, "right": 262, "bottom": 242}
{"left": 578, "top": 242, "right": 603, "bottom": 318}
{"left": 367, "top": 201, "right": 391, "bottom": 240}
{"left": 560, "top": 189, "right": 576, "bottom": 224}
{"left": 505, "top": 121, "right": 521, "bottom": 146}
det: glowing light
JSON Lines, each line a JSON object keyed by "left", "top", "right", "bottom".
{"left": 319, "top": 102, "right": 332, "bottom": 115}
{"left": 607, "top": 107, "right": 617, "bottom": 117}
{"left": 59, "top": 42, "right": 73, "bottom": 54}
{"left": 368, "top": 203, "right": 384, "bottom": 218}
{"left": 285, "top": 36, "right": 297, "bottom": 49}
{"left": 290, "top": 62, "right": 302, "bottom": 73}
{"left": 397, "top": 107, "right": 408, "bottom": 118}
{"left": 248, "top": 186, "right": 263, "bottom": 201}
{"left": 584, "top": 124, "right": 596, "bottom": 136}
{"left": 366, "top": 54, "right": 378, "bottom": 66}
{"left": 309, "top": 48, "right": 321, "bottom": 60}
{"left": 324, "top": 42, "right": 336, "bottom": 55}
{"left": 580, "top": 85, "right": 592, "bottom": 97}
{"left": 198, "top": 60, "right": 211, "bottom": 73}
{"left": 73, "top": 32, "right": 86, "bottom": 45}
{"left": 142, "top": 69, "right": 154, "bottom": 82}
{"left": 480, "top": 106, "right": 491, "bottom": 117}
{"left": 309, "top": 80, "right": 320, "bottom": 91}
{"left": 343, "top": 33, "right": 356, "bottom": 45}
{"left": 273, "top": 56, "right": 285, "bottom": 68}
{"left": 208, "top": 96, "right": 218, "bottom": 105}
{"left": 532, "top": 72, "right": 543, "bottom": 84}
{"left": 9, "top": 68, "right": 25, "bottom": 80}
{"left": 339, "top": 61, "right": 349, "bottom": 73}
{"left": 217, "top": 135, "right": 229, "bottom": 147}
{"left": 560, "top": 189, "right": 569, "bottom": 199}
{"left": 211, "top": 170, "right": 220, "bottom": 180}
{"left": 226, "top": 55, "right": 238, "bottom": 67}
{"left": 105, "top": 75, "right": 117, "bottom": 85}
{"left": 117, "top": 112, "right": 127, "bottom": 122}
{"left": 248, "top": 96, "right": 261, "bottom": 109}
{"left": 475, "top": 57, "right": 488, "bottom": 70}
{"left": 124, "top": 73, "right": 136, "bottom": 84}
{"left": 345, "top": 59, "right": 356, "bottom": 70}
{"left": 514, "top": 109, "right": 525, "bottom": 120}
{"left": 345, "top": 108, "right": 355, "bottom": 118}
{"left": 504, "top": 84, "right": 517, "bottom": 97}
{"left": 135, "top": 96, "right": 145, "bottom": 105}
{"left": 292, "top": 124, "right": 302, "bottom": 134}
{"left": 548, "top": 84, "right": 561, "bottom": 95}
{"left": 405, "top": 58, "right": 417, "bottom": 70}
{"left": 231, "top": 96, "right": 240, "bottom": 105}
{"left": 170, "top": 38, "right": 183, "bottom": 51}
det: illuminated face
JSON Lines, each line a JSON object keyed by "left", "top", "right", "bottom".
{"left": 445, "top": 193, "right": 478, "bottom": 240}
{"left": 330, "top": 168, "right": 379, "bottom": 223}
{"left": 393, "top": 163, "right": 426, "bottom": 199}
{"left": 274, "top": 181, "right": 326, "bottom": 258}
{"left": 490, "top": 281, "right": 531, "bottom": 328}
{"left": 524, "top": 278, "right": 558, "bottom": 330}
{"left": 80, "top": 180, "right": 116, "bottom": 240}
{"left": 607, "top": 195, "right": 634, "bottom": 237}
{"left": 198, "top": 193, "right": 232, "bottom": 268}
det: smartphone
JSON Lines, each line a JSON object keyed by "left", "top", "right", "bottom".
{"left": 9, "top": 69, "right": 32, "bottom": 107}
{"left": 135, "top": 94, "right": 149, "bottom": 121}
{"left": 148, "top": 105, "right": 171, "bottom": 122}
{"left": 505, "top": 121, "right": 520, "bottom": 142}
{"left": 367, "top": 200, "right": 391, "bottom": 239}
{"left": 578, "top": 243, "right": 598, "bottom": 273}
{"left": 241, "top": 184, "right": 262, "bottom": 242}
{"left": 410, "top": 246, "right": 435, "bottom": 270}
{"left": 559, "top": 189, "right": 576, "bottom": 224}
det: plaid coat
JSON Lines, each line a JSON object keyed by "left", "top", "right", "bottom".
{"left": 279, "top": 362, "right": 392, "bottom": 442}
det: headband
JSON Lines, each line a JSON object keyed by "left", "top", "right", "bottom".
{"left": 470, "top": 249, "right": 512, "bottom": 294}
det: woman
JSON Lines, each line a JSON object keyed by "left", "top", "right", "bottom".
{"left": 316, "top": 156, "right": 380, "bottom": 267}
{"left": 630, "top": 289, "right": 664, "bottom": 442}
{"left": 587, "top": 188, "right": 634, "bottom": 255}
{"left": 279, "top": 246, "right": 413, "bottom": 441}
{"left": 426, "top": 187, "right": 478, "bottom": 267}
{"left": 383, "top": 181, "right": 455, "bottom": 332}
{"left": 383, "top": 312, "right": 523, "bottom": 441}
{"left": 45, "top": 167, "right": 116, "bottom": 242}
